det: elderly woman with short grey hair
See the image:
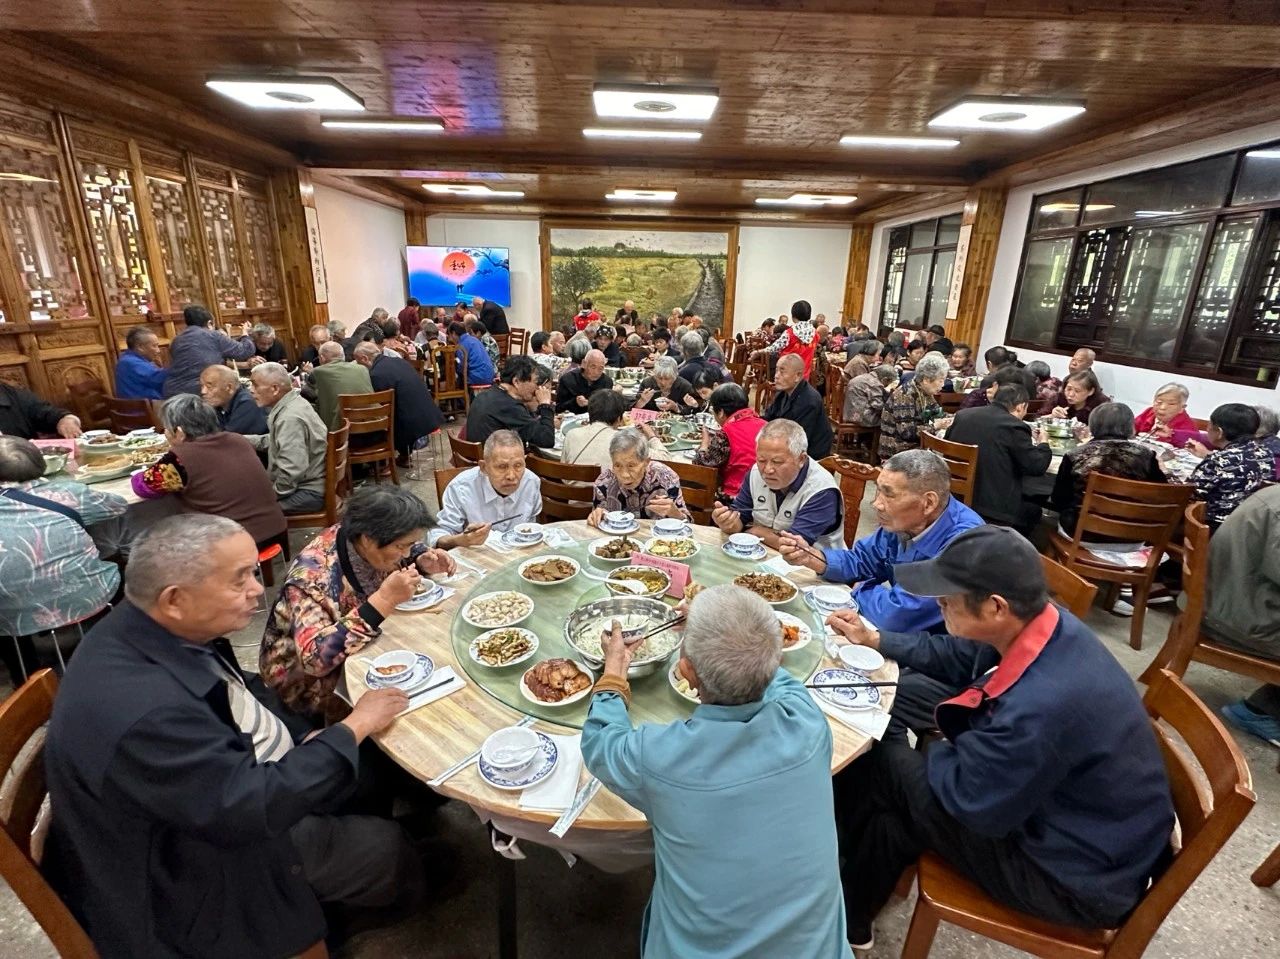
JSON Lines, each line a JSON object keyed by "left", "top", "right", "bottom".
{"left": 132, "top": 394, "right": 287, "bottom": 549}
{"left": 1050, "top": 401, "right": 1166, "bottom": 540}
{"left": 635, "top": 355, "right": 698, "bottom": 413}
{"left": 1134, "top": 381, "right": 1197, "bottom": 440}
{"left": 587, "top": 427, "right": 690, "bottom": 528}
{"left": 581, "top": 583, "right": 850, "bottom": 957}
{"left": 260, "top": 485, "right": 455, "bottom": 719}
{"left": 877, "top": 351, "right": 952, "bottom": 459}
{"left": 1255, "top": 405, "right": 1280, "bottom": 480}
{"left": 677, "top": 330, "right": 714, "bottom": 384}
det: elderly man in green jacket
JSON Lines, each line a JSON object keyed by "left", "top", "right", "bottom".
{"left": 246, "top": 363, "right": 328, "bottom": 514}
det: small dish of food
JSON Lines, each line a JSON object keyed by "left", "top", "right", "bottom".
{"left": 604, "top": 565, "right": 671, "bottom": 597}
{"left": 481, "top": 726, "right": 543, "bottom": 772}
{"left": 520, "top": 658, "right": 595, "bottom": 706}
{"left": 776, "top": 610, "right": 813, "bottom": 652}
{"left": 368, "top": 649, "right": 418, "bottom": 682}
{"left": 669, "top": 660, "right": 700, "bottom": 704}
{"left": 642, "top": 536, "right": 698, "bottom": 559}
{"left": 395, "top": 579, "right": 445, "bottom": 611}
{"left": 469, "top": 627, "right": 539, "bottom": 667}
{"left": 462, "top": 590, "right": 535, "bottom": 629}
{"left": 589, "top": 536, "right": 638, "bottom": 563}
{"left": 732, "top": 572, "right": 799, "bottom": 606}
{"left": 518, "top": 555, "right": 580, "bottom": 585}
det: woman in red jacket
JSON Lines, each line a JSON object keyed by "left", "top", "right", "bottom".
{"left": 1133, "top": 382, "right": 1197, "bottom": 440}
{"left": 691, "top": 383, "right": 765, "bottom": 497}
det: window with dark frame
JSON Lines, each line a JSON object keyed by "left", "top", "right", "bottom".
{"left": 1005, "top": 141, "right": 1280, "bottom": 388}
{"left": 878, "top": 212, "right": 962, "bottom": 335}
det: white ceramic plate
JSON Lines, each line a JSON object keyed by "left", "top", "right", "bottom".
{"left": 721, "top": 542, "right": 768, "bottom": 562}
{"left": 395, "top": 582, "right": 446, "bottom": 611}
{"left": 500, "top": 528, "right": 545, "bottom": 548}
{"left": 517, "top": 554, "right": 581, "bottom": 586}
{"left": 519, "top": 661, "right": 596, "bottom": 708}
{"left": 776, "top": 610, "right": 813, "bottom": 653}
{"left": 641, "top": 536, "right": 699, "bottom": 559}
{"left": 589, "top": 537, "right": 640, "bottom": 564}
{"left": 364, "top": 652, "right": 436, "bottom": 690}
{"left": 732, "top": 572, "right": 799, "bottom": 607}
{"left": 461, "top": 590, "right": 535, "bottom": 629}
{"left": 468, "top": 628, "right": 540, "bottom": 668}
{"left": 810, "top": 667, "right": 882, "bottom": 711}
{"left": 477, "top": 732, "right": 559, "bottom": 791}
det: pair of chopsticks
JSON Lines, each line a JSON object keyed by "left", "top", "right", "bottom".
{"left": 613, "top": 616, "right": 686, "bottom": 645}
{"left": 806, "top": 681, "right": 899, "bottom": 690}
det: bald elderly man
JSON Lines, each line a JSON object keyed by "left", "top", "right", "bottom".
{"left": 762, "top": 354, "right": 833, "bottom": 459}
{"left": 200, "top": 364, "right": 267, "bottom": 435}
{"left": 308, "top": 341, "right": 372, "bottom": 431}
{"left": 554, "top": 348, "right": 614, "bottom": 413}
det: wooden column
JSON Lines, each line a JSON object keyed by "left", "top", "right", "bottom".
{"left": 268, "top": 167, "right": 329, "bottom": 345}
{"left": 947, "top": 186, "right": 1007, "bottom": 348}
{"left": 181, "top": 152, "right": 222, "bottom": 323}
{"left": 405, "top": 207, "right": 428, "bottom": 246}
{"left": 841, "top": 224, "right": 873, "bottom": 328}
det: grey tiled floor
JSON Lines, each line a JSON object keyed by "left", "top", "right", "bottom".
{"left": 2, "top": 435, "right": 1277, "bottom": 958}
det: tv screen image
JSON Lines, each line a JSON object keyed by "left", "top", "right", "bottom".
{"left": 406, "top": 246, "right": 511, "bottom": 307}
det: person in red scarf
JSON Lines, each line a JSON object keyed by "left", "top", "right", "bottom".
{"left": 749, "top": 299, "right": 818, "bottom": 376}
{"left": 691, "top": 383, "right": 766, "bottom": 497}
{"left": 1133, "top": 382, "right": 1197, "bottom": 441}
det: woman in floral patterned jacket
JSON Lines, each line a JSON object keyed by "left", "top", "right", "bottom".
{"left": 259, "top": 485, "right": 454, "bottom": 721}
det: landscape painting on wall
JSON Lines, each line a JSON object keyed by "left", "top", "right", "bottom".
{"left": 546, "top": 225, "right": 733, "bottom": 330}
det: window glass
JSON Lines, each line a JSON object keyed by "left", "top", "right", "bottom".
{"left": 926, "top": 249, "right": 956, "bottom": 327}
{"left": 899, "top": 253, "right": 932, "bottom": 327}
{"left": 1082, "top": 154, "right": 1234, "bottom": 226}
{"left": 1008, "top": 237, "right": 1074, "bottom": 346}
{"left": 1030, "top": 189, "right": 1083, "bottom": 233}
{"left": 908, "top": 218, "right": 936, "bottom": 249}
{"left": 935, "top": 214, "right": 962, "bottom": 246}
{"left": 1106, "top": 222, "right": 1208, "bottom": 360}
{"left": 878, "top": 227, "right": 909, "bottom": 330}
{"left": 1232, "top": 146, "right": 1280, "bottom": 206}
{"left": 1180, "top": 215, "right": 1261, "bottom": 370}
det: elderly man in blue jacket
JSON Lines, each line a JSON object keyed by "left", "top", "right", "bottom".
{"left": 826, "top": 527, "right": 1173, "bottom": 951}
{"left": 778, "top": 448, "right": 983, "bottom": 633}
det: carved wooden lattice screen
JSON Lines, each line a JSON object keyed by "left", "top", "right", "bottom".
{"left": 240, "top": 188, "right": 283, "bottom": 309}
{"left": 77, "top": 160, "right": 153, "bottom": 316}
{"left": 196, "top": 163, "right": 247, "bottom": 312}
{"left": 146, "top": 173, "right": 205, "bottom": 309}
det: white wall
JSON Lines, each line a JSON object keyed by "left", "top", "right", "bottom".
{"left": 860, "top": 201, "right": 965, "bottom": 331}
{"left": 312, "top": 184, "right": 407, "bottom": 333}
{"left": 425, "top": 215, "right": 542, "bottom": 331}
{"left": 733, "top": 224, "right": 851, "bottom": 336}
{"left": 979, "top": 119, "right": 1280, "bottom": 413}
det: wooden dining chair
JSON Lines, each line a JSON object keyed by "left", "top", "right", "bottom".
{"left": 920, "top": 432, "right": 978, "bottom": 506}
{"left": 449, "top": 433, "right": 483, "bottom": 468}
{"left": 1141, "top": 502, "right": 1280, "bottom": 690}
{"left": 1254, "top": 838, "right": 1280, "bottom": 887}
{"left": 105, "top": 395, "right": 158, "bottom": 434}
{"left": 824, "top": 372, "right": 880, "bottom": 464}
{"left": 935, "top": 390, "right": 965, "bottom": 415}
{"left": 527, "top": 455, "right": 598, "bottom": 522}
{"left": 508, "top": 327, "right": 529, "bottom": 356}
{"left": 0, "top": 669, "right": 99, "bottom": 959}
{"left": 433, "top": 465, "right": 468, "bottom": 507}
{"left": 432, "top": 344, "right": 470, "bottom": 415}
{"left": 339, "top": 389, "right": 397, "bottom": 485}
{"left": 1040, "top": 554, "right": 1098, "bottom": 619}
{"left": 901, "top": 668, "right": 1255, "bottom": 959}
{"left": 748, "top": 355, "right": 774, "bottom": 413}
{"left": 1047, "top": 472, "right": 1192, "bottom": 650}
{"left": 1190, "top": 416, "right": 1211, "bottom": 432}
{"left": 819, "top": 456, "right": 880, "bottom": 546}
{"left": 286, "top": 421, "right": 351, "bottom": 532}
{"left": 492, "top": 333, "right": 511, "bottom": 363}
{"left": 620, "top": 344, "right": 650, "bottom": 367}
{"left": 664, "top": 459, "right": 718, "bottom": 525}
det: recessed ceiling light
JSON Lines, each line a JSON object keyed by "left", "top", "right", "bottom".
{"left": 593, "top": 84, "right": 719, "bottom": 121}
{"left": 422, "top": 183, "right": 525, "bottom": 199}
{"left": 1246, "top": 148, "right": 1280, "bottom": 160}
{"left": 1040, "top": 202, "right": 1115, "bottom": 213}
{"left": 928, "top": 97, "right": 1085, "bottom": 132}
{"left": 0, "top": 172, "right": 57, "bottom": 183}
{"left": 839, "top": 134, "right": 959, "bottom": 149}
{"left": 605, "top": 188, "right": 677, "bottom": 202}
{"left": 322, "top": 118, "right": 443, "bottom": 132}
{"left": 583, "top": 127, "right": 702, "bottom": 141}
{"left": 206, "top": 76, "right": 365, "bottom": 112}
{"left": 755, "top": 193, "right": 857, "bottom": 207}
{"left": 1134, "top": 210, "right": 1181, "bottom": 218}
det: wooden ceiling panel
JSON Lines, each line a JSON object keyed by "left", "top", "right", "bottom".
{"left": 2, "top": 0, "right": 1278, "bottom": 219}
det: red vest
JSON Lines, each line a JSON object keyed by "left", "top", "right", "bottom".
{"left": 721, "top": 408, "right": 766, "bottom": 497}
{"left": 781, "top": 332, "right": 818, "bottom": 376}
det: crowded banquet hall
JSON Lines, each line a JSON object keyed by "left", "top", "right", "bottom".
{"left": 3, "top": 3, "right": 1280, "bottom": 958}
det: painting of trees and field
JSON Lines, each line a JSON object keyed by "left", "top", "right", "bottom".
{"left": 548, "top": 228, "right": 731, "bottom": 330}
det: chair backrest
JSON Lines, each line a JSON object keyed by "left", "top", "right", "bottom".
{"left": 508, "top": 327, "right": 529, "bottom": 356}
{"left": 819, "top": 456, "right": 879, "bottom": 546}
{"left": 106, "top": 395, "right": 157, "bottom": 434}
{"left": 749, "top": 355, "right": 773, "bottom": 413}
{"left": 528, "top": 454, "right": 598, "bottom": 521}
{"left": 664, "top": 459, "right": 718, "bottom": 525}
{"left": 920, "top": 431, "right": 979, "bottom": 505}
{"left": 492, "top": 333, "right": 511, "bottom": 362}
{"left": 1066, "top": 472, "right": 1193, "bottom": 573}
{"left": 936, "top": 390, "right": 965, "bottom": 414}
{"left": 1108, "top": 669, "right": 1255, "bottom": 956}
{"left": 433, "top": 464, "right": 469, "bottom": 507}
{"left": 338, "top": 389, "right": 395, "bottom": 437}
{"left": 1190, "top": 416, "right": 1211, "bottom": 432}
{"left": 432, "top": 344, "right": 467, "bottom": 400}
{"left": 65, "top": 376, "right": 110, "bottom": 431}
{"left": 620, "top": 344, "right": 650, "bottom": 367}
{"left": 1166, "top": 500, "right": 1211, "bottom": 651}
{"left": 449, "top": 433, "right": 483, "bottom": 468}
{"left": 407, "top": 355, "right": 426, "bottom": 379}
{"left": 1039, "top": 554, "right": 1098, "bottom": 618}
{"left": 0, "top": 669, "right": 98, "bottom": 958}
{"left": 824, "top": 369, "right": 848, "bottom": 424}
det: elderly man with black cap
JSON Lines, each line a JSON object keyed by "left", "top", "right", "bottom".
{"left": 826, "top": 526, "right": 1173, "bottom": 952}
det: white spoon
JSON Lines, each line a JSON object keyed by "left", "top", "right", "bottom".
{"left": 579, "top": 570, "right": 648, "bottom": 593}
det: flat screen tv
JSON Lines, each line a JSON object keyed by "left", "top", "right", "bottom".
{"left": 406, "top": 246, "right": 511, "bottom": 307}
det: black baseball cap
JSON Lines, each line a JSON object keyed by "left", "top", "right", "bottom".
{"left": 893, "top": 526, "right": 1045, "bottom": 598}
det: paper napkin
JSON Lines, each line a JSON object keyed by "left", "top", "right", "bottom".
{"left": 811, "top": 692, "right": 891, "bottom": 741}
{"left": 760, "top": 555, "right": 808, "bottom": 577}
{"left": 396, "top": 666, "right": 466, "bottom": 717}
{"left": 519, "top": 733, "right": 584, "bottom": 812}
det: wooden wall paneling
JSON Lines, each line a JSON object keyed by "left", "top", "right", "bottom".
{"left": 0, "top": 204, "right": 31, "bottom": 326}
{"left": 949, "top": 186, "right": 1007, "bottom": 349}
{"left": 405, "top": 208, "right": 428, "bottom": 246}
{"left": 267, "top": 167, "right": 329, "bottom": 347}
{"left": 0, "top": 325, "right": 35, "bottom": 390}
{"left": 841, "top": 224, "right": 873, "bottom": 328}
{"left": 180, "top": 151, "right": 223, "bottom": 324}
{"left": 228, "top": 172, "right": 260, "bottom": 310}
{"left": 722, "top": 223, "right": 740, "bottom": 337}
{"left": 34, "top": 318, "right": 112, "bottom": 407}
{"left": 127, "top": 138, "right": 172, "bottom": 314}
{"left": 538, "top": 219, "right": 552, "bottom": 333}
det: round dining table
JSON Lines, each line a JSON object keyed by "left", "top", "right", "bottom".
{"left": 342, "top": 518, "right": 897, "bottom": 831}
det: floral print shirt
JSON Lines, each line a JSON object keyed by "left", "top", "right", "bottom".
{"left": 878, "top": 380, "right": 943, "bottom": 459}
{"left": 1190, "top": 438, "right": 1274, "bottom": 530}
{"left": 0, "top": 478, "right": 125, "bottom": 635}
{"left": 259, "top": 524, "right": 427, "bottom": 718}
{"left": 592, "top": 460, "right": 690, "bottom": 521}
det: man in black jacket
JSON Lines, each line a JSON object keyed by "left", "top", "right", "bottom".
{"left": 472, "top": 295, "right": 509, "bottom": 336}
{"left": 353, "top": 342, "right": 445, "bottom": 467}
{"left": 763, "top": 354, "right": 833, "bottom": 459}
{"left": 0, "top": 382, "right": 81, "bottom": 439}
{"left": 43, "top": 514, "right": 423, "bottom": 959}
{"left": 467, "top": 354, "right": 556, "bottom": 449}
{"left": 945, "top": 383, "right": 1051, "bottom": 535}
{"left": 200, "top": 364, "right": 268, "bottom": 435}
{"left": 554, "top": 348, "right": 614, "bottom": 413}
